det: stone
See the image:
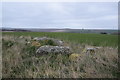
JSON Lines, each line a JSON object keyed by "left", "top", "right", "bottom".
{"left": 33, "top": 37, "right": 64, "bottom": 46}
{"left": 36, "top": 45, "right": 72, "bottom": 55}
{"left": 19, "top": 36, "right": 24, "bottom": 39}
{"left": 86, "top": 48, "right": 96, "bottom": 53}
{"left": 95, "top": 47, "right": 102, "bottom": 49}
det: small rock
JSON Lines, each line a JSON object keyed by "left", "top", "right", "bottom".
{"left": 86, "top": 48, "right": 96, "bottom": 53}
{"left": 95, "top": 47, "right": 102, "bottom": 49}
{"left": 19, "top": 36, "right": 24, "bottom": 39}
{"left": 33, "top": 37, "right": 39, "bottom": 41}
{"left": 27, "top": 41, "right": 31, "bottom": 44}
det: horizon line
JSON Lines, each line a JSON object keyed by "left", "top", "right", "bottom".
{"left": 1, "top": 27, "right": 118, "bottom": 30}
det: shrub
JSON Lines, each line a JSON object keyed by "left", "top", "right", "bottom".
{"left": 69, "top": 53, "right": 81, "bottom": 61}
{"left": 2, "top": 40, "right": 15, "bottom": 48}
{"left": 31, "top": 41, "right": 41, "bottom": 47}
{"left": 39, "top": 39, "right": 57, "bottom": 46}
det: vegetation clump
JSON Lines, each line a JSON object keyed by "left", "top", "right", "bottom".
{"left": 69, "top": 53, "right": 81, "bottom": 61}
{"left": 31, "top": 41, "right": 41, "bottom": 47}
{"left": 2, "top": 40, "right": 15, "bottom": 48}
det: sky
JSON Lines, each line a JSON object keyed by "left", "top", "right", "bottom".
{"left": 1, "top": 2, "right": 118, "bottom": 29}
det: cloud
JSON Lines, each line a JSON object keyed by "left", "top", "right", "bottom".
{"left": 2, "top": 2, "right": 118, "bottom": 29}
{"left": 0, "top": 2, "right": 2, "bottom": 27}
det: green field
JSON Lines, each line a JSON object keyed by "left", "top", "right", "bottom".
{"left": 3, "top": 32, "right": 118, "bottom": 47}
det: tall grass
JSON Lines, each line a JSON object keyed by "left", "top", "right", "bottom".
{"left": 2, "top": 35, "right": 118, "bottom": 78}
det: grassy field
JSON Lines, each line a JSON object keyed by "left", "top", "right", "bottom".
{"left": 3, "top": 32, "right": 118, "bottom": 47}
{"left": 2, "top": 32, "right": 119, "bottom": 78}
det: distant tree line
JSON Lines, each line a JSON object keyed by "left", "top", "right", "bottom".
{"left": 2, "top": 29, "right": 30, "bottom": 32}
{"left": 100, "top": 32, "right": 107, "bottom": 34}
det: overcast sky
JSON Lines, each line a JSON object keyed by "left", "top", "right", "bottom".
{"left": 2, "top": 2, "right": 118, "bottom": 29}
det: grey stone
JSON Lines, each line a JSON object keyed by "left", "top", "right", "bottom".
{"left": 86, "top": 48, "right": 96, "bottom": 53}
{"left": 36, "top": 45, "right": 72, "bottom": 55}
{"left": 33, "top": 37, "right": 64, "bottom": 46}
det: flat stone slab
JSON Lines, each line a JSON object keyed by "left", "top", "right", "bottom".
{"left": 36, "top": 45, "right": 72, "bottom": 55}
